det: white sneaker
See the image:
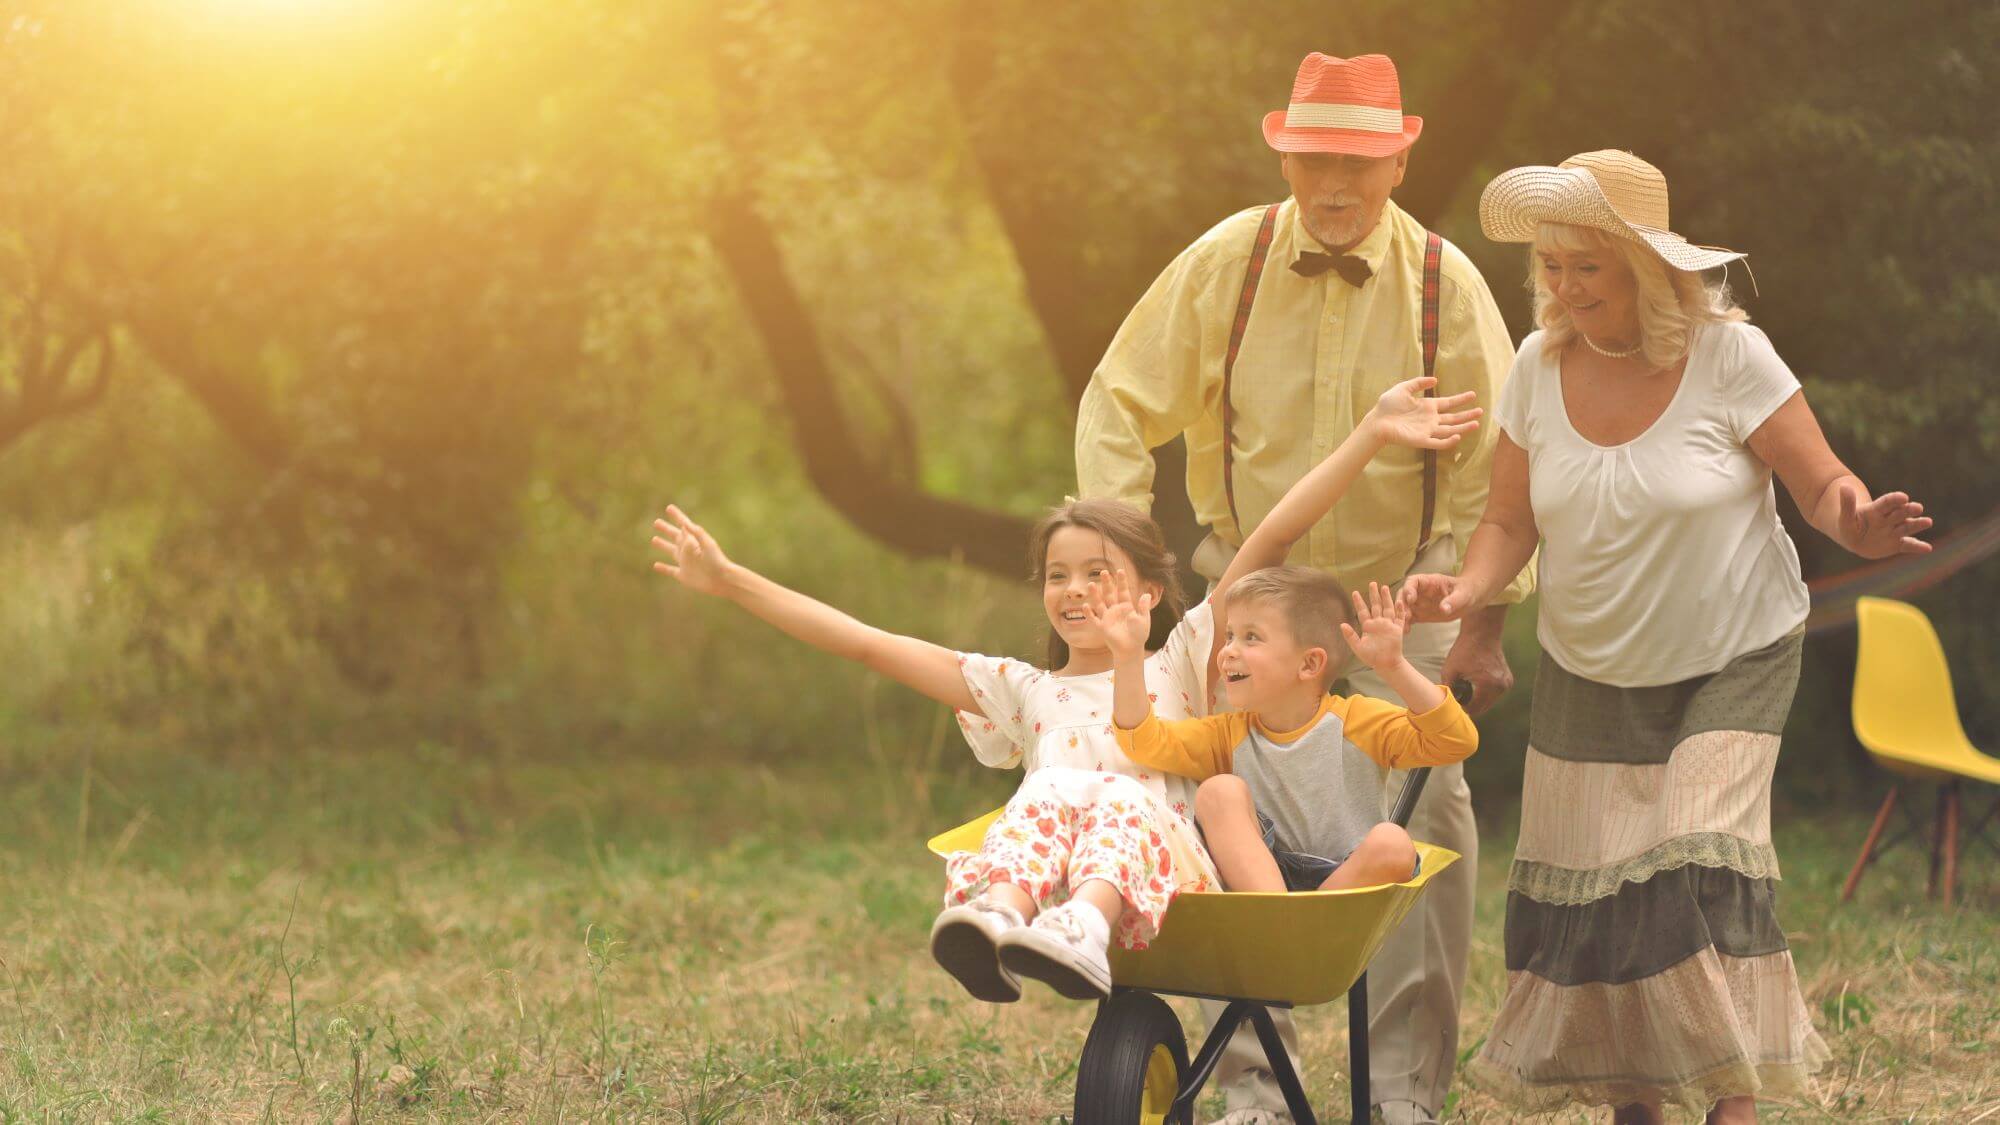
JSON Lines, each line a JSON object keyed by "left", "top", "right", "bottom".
{"left": 929, "top": 896, "right": 1025, "bottom": 1002}
{"left": 995, "top": 901, "right": 1112, "bottom": 999}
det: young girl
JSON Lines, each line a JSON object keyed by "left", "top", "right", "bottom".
{"left": 651, "top": 376, "right": 1479, "bottom": 1003}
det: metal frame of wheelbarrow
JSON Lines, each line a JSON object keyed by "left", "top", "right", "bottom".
{"left": 1095, "top": 763, "right": 1436, "bottom": 1125}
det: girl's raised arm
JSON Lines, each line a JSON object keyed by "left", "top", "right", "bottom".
{"left": 1206, "top": 377, "right": 1480, "bottom": 652}
{"left": 653, "top": 505, "right": 981, "bottom": 714}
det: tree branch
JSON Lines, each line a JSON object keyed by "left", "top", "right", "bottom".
{"left": 710, "top": 194, "right": 1032, "bottom": 576}
{"left": 704, "top": 8, "right": 1033, "bottom": 577}
{"left": 0, "top": 234, "right": 116, "bottom": 456}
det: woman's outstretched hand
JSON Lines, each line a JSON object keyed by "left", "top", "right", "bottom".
{"left": 1366, "top": 376, "right": 1482, "bottom": 450}
{"left": 651, "top": 504, "right": 735, "bottom": 596}
{"left": 1399, "top": 572, "right": 1469, "bottom": 623}
{"left": 1084, "top": 567, "right": 1155, "bottom": 664}
{"left": 1839, "top": 488, "right": 1933, "bottom": 559}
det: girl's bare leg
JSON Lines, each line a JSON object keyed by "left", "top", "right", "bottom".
{"left": 1194, "top": 774, "right": 1287, "bottom": 892}
{"left": 1707, "top": 1096, "right": 1757, "bottom": 1124}
{"left": 983, "top": 879, "right": 1038, "bottom": 922}
{"left": 1070, "top": 878, "right": 1125, "bottom": 929}
{"left": 1317, "top": 823, "right": 1419, "bottom": 891}
{"left": 1613, "top": 1100, "right": 1664, "bottom": 1125}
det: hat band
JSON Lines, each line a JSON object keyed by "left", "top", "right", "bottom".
{"left": 1283, "top": 102, "right": 1404, "bottom": 133}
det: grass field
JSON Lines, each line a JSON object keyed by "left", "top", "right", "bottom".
{"left": 1, "top": 734, "right": 1994, "bottom": 1122}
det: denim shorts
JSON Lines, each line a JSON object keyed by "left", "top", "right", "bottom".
{"left": 1255, "top": 812, "right": 1421, "bottom": 893}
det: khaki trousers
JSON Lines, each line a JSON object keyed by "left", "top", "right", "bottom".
{"left": 1202, "top": 538, "right": 1477, "bottom": 1121}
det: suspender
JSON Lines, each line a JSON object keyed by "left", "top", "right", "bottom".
{"left": 1416, "top": 230, "right": 1444, "bottom": 554}
{"left": 1220, "top": 209, "right": 1447, "bottom": 553}
{"left": 1220, "top": 204, "right": 1281, "bottom": 533}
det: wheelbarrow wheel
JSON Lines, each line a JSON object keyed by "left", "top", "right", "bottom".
{"left": 1074, "top": 990, "right": 1189, "bottom": 1125}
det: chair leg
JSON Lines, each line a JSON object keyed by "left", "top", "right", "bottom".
{"left": 1928, "top": 786, "right": 1950, "bottom": 899}
{"left": 1942, "top": 783, "right": 1961, "bottom": 908}
{"left": 1969, "top": 794, "right": 2000, "bottom": 859}
{"left": 1842, "top": 787, "right": 1899, "bottom": 903}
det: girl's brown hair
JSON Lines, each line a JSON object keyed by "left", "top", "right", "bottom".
{"left": 1025, "top": 499, "right": 1187, "bottom": 670}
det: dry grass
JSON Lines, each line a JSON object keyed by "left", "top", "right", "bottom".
{"left": 0, "top": 736, "right": 1993, "bottom": 1122}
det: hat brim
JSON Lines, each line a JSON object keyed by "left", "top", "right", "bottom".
{"left": 1479, "top": 164, "right": 1744, "bottom": 272}
{"left": 1262, "top": 110, "right": 1421, "bottom": 156}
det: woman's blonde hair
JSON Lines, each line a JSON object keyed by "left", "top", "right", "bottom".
{"left": 1530, "top": 222, "right": 1746, "bottom": 368}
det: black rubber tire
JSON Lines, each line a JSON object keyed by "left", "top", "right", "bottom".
{"left": 1072, "top": 990, "right": 1189, "bottom": 1125}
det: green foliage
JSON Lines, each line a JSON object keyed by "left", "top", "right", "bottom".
{"left": 0, "top": 0, "right": 1992, "bottom": 787}
{"left": 1474, "top": 2, "right": 2000, "bottom": 741}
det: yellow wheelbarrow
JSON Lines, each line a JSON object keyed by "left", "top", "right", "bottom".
{"left": 929, "top": 765, "right": 1459, "bottom": 1125}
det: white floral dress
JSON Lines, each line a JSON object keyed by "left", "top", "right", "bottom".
{"left": 945, "top": 601, "right": 1222, "bottom": 948}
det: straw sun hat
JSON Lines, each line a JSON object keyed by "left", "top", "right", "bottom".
{"left": 1479, "top": 150, "right": 1744, "bottom": 272}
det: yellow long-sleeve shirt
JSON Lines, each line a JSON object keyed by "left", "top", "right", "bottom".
{"left": 1118, "top": 689, "right": 1478, "bottom": 864}
{"left": 1076, "top": 197, "right": 1535, "bottom": 601}
{"left": 1117, "top": 690, "right": 1478, "bottom": 781}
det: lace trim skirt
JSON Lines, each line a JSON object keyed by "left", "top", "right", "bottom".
{"left": 1474, "top": 633, "right": 1828, "bottom": 1110}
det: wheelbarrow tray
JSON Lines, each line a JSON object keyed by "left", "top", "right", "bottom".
{"left": 929, "top": 810, "right": 1460, "bottom": 1006}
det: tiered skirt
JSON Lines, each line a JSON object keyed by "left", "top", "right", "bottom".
{"left": 1475, "top": 632, "right": 1829, "bottom": 1110}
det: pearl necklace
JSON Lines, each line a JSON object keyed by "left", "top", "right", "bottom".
{"left": 1580, "top": 332, "right": 1643, "bottom": 359}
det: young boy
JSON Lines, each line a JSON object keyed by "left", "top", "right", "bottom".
{"left": 1098, "top": 566, "right": 1476, "bottom": 894}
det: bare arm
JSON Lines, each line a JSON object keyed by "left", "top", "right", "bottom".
{"left": 1426, "top": 276, "right": 1530, "bottom": 710}
{"left": 1081, "top": 567, "right": 1159, "bottom": 731}
{"left": 1210, "top": 376, "right": 1482, "bottom": 651}
{"left": 1747, "top": 392, "right": 1933, "bottom": 559}
{"left": 1438, "top": 266, "right": 1537, "bottom": 606}
{"left": 652, "top": 506, "right": 981, "bottom": 713}
{"left": 1340, "top": 582, "right": 1444, "bottom": 713}
{"left": 1111, "top": 652, "right": 1151, "bottom": 731}
{"left": 1403, "top": 434, "right": 1537, "bottom": 620}
{"left": 1212, "top": 423, "right": 1383, "bottom": 597}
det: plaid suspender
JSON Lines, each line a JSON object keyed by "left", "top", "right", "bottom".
{"left": 1222, "top": 212, "right": 1447, "bottom": 554}
{"left": 1221, "top": 203, "right": 1281, "bottom": 533}
{"left": 1417, "top": 230, "right": 1444, "bottom": 554}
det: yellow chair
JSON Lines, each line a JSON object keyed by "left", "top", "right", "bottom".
{"left": 1843, "top": 596, "right": 2000, "bottom": 906}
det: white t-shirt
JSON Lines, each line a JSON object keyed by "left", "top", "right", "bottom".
{"left": 952, "top": 599, "right": 1216, "bottom": 823}
{"left": 1496, "top": 322, "right": 1811, "bottom": 687}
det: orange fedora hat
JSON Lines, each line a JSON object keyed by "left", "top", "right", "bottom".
{"left": 1262, "top": 53, "right": 1422, "bottom": 157}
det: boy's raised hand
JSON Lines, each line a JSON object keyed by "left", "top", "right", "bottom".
{"left": 1084, "top": 567, "right": 1155, "bottom": 663}
{"left": 1366, "top": 376, "right": 1482, "bottom": 450}
{"left": 1339, "top": 581, "right": 1411, "bottom": 672}
{"left": 651, "top": 504, "right": 735, "bottom": 596}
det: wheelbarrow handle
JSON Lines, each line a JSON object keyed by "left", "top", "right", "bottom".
{"left": 1386, "top": 679, "right": 1474, "bottom": 829}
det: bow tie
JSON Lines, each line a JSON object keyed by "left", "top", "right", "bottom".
{"left": 1292, "top": 251, "right": 1373, "bottom": 287}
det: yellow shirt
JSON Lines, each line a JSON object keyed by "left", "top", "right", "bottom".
{"left": 1115, "top": 690, "right": 1478, "bottom": 781}
{"left": 1075, "top": 198, "right": 1535, "bottom": 602}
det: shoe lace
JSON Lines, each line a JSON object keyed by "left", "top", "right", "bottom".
{"left": 969, "top": 898, "right": 1021, "bottom": 925}
{"left": 1036, "top": 907, "right": 1088, "bottom": 944}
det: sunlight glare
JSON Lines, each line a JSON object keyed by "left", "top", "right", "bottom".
{"left": 197, "top": 0, "right": 372, "bottom": 25}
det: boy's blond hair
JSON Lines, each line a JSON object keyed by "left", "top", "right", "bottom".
{"left": 1224, "top": 565, "right": 1352, "bottom": 681}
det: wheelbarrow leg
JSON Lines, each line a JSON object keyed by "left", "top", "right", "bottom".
{"left": 1174, "top": 1000, "right": 1254, "bottom": 1125}
{"left": 1247, "top": 1004, "right": 1317, "bottom": 1125}
{"left": 1348, "top": 972, "right": 1369, "bottom": 1125}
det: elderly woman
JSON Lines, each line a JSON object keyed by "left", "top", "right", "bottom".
{"left": 1401, "top": 151, "right": 1931, "bottom": 1124}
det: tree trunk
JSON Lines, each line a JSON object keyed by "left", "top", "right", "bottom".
{"left": 709, "top": 194, "right": 1034, "bottom": 576}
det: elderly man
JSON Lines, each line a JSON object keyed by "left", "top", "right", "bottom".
{"left": 1074, "top": 53, "right": 1532, "bottom": 1124}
